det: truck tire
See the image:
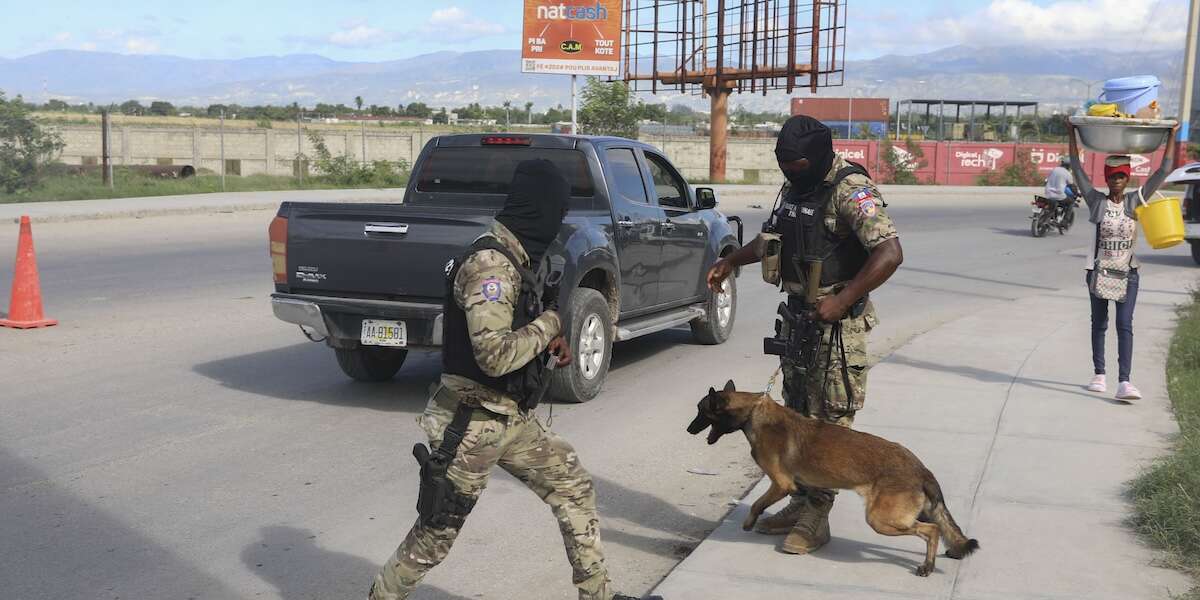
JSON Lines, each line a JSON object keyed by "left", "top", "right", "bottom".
{"left": 1192, "top": 241, "right": 1200, "bottom": 266}
{"left": 334, "top": 347, "right": 408, "bottom": 382}
{"left": 550, "top": 288, "right": 612, "bottom": 403}
{"left": 691, "top": 272, "right": 736, "bottom": 345}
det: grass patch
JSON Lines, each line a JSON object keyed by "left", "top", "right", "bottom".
{"left": 1129, "top": 288, "right": 1200, "bottom": 599}
{"left": 0, "top": 169, "right": 406, "bottom": 204}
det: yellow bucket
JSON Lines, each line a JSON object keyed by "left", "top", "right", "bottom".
{"left": 1135, "top": 196, "right": 1185, "bottom": 249}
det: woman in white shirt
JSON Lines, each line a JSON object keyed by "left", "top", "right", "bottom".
{"left": 1066, "top": 122, "right": 1176, "bottom": 400}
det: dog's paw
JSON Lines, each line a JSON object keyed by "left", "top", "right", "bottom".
{"left": 741, "top": 516, "right": 757, "bottom": 531}
{"left": 915, "top": 564, "right": 933, "bottom": 577}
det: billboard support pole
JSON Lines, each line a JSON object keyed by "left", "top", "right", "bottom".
{"left": 1179, "top": 0, "right": 1199, "bottom": 144}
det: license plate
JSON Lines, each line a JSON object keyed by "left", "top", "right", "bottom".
{"left": 361, "top": 319, "right": 407, "bottom": 347}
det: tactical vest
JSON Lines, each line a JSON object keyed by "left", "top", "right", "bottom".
{"left": 442, "top": 237, "right": 549, "bottom": 409}
{"left": 771, "top": 162, "right": 874, "bottom": 289}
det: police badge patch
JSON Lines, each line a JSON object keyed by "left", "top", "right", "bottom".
{"left": 481, "top": 277, "right": 503, "bottom": 302}
{"left": 852, "top": 188, "right": 877, "bottom": 218}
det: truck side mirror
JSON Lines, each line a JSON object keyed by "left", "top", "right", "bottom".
{"left": 696, "top": 187, "right": 718, "bottom": 210}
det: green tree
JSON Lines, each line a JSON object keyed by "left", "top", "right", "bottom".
{"left": 206, "top": 104, "right": 227, "bottom": 118}
{"left": 579, "top": 78, "right": 641, "bottom": 138}
{"left": 977, "top": 149, "right": 1042, "bottom": 186}
{"left": 878, "top": 137, "right": 927, "bottom": 185}
{"left": 44, "top": 99, "right": 69, "bottom": 112}
{"left": 524, "top": 101, "right": 534, "bottom": 124}
{"left": 0, "top": 91, "right": 65, "bottom": 193}
{"left": 503, "top": 100, "right": 512, "bottom": 127}
{"left": 405, "top": 102, "right": 432, "bottom": 118}
{"left": 432, "top": 107, "right": 449, "bottom": 124}
{"left": 148, "top": 101, "right": 176, "bottom": 116}
{"left": 354, "top": 96, "right": 364, "bottom": 112}
{"left": 120, "top": 100, "right": 145, "bottom": 115}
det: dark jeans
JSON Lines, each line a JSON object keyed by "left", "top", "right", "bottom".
{"left": 1088, "top": 268, "right": 1139, "bottom": 382}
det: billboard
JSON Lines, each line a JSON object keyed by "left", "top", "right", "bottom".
{"left": 522, "top": 1, "right": 622, "bottom": 76}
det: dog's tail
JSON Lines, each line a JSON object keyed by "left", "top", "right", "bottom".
{"left": 922, "top": 471, "right": 980, "bottom": 559}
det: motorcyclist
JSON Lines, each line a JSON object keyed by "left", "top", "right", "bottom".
{"left": 1044, "top": 156, "right": 1075, "bottom": 204}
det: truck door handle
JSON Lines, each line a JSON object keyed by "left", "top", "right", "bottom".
{"left": 617, "top": 219, "right": 635, "bottom": 229}
{"left": 364, "top": 222, "right": 409, "bottom": 235}
{"left": 661, "top": 222, "right": 677, "bottom": 232}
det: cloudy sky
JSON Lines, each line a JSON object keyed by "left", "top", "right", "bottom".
{"left": 0, "top": 0, "right": 1188, "bottom": 61}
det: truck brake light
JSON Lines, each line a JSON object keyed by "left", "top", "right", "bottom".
{"left": 269, "top": 216, "right": 287, "bottom": 284}
{"left": 481, "top": 136, "right": 531, "bottom": 146}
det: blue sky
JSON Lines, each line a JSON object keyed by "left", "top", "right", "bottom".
{"left": 0, "top": 0, "right": 1185, "bottom": 61}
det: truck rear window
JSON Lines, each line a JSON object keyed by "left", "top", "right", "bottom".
{"left": 416, "top": 147, "right": 595, "bottom": 197}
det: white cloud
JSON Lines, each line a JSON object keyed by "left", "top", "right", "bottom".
{"left": 328, "top": 24, "right": 390, "bottom": 47}
{"left": 79, "top": 42, "right": 97, "bottom": 51}
{"left": 922, "top": 0, "right": 1186, "bottom": 51}
{"left": 124, "top": 37, "right": 161, "bottom": 54}
{"left": 424, "top": 6, "right": 505, "bottom": 39}
{"left": 50, "top": 32, "right": 71, "bottom": 44}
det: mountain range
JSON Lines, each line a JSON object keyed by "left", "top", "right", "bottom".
{"left": 0, "top": 45, "right": 1187, "bottom": 115}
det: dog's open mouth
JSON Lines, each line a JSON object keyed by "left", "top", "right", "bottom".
{"left": 706, "top": 427, "right": 724, "bottom": 445}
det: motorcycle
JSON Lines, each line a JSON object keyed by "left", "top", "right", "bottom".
{"left": 1030, "top": 186, "right": 1079, "bottom": 237}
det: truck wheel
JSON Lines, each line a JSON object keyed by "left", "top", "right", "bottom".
{"left": 1192, "top": 241, "right": 1200, "bottom": 266}
{"left": 334, "top": 347, "right": 408, "bottom": 382}
{"left": 550, "top": 288, "right": 612, "bottom": 403}
{"left": 691, "top": 271, "right": 736, "bottom": 345}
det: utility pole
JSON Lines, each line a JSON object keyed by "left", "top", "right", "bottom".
{"left": 297, "top": 111, "right": 304, "bottom": 182}
{"left": 361, "top": 119, "right": 367, "bottom": 166}
{"left": 101, "top": 109, "right": 112, "bottom": 188}
{"left": 1179, "top": 0, "right": 1199, "bottom": 145}
{"left": 219, "top": 108, "right": 226, "bottom": 192}
{"left": 570, "top": 75, "right": 578, "bottom": 134}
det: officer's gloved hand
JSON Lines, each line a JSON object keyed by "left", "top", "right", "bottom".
{"left": 542, "top": 270, "right": 564, "bottom": 312}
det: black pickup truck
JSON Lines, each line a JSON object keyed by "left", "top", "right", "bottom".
{"left": 269, "top": 133, "right": 743, "bottom": 402}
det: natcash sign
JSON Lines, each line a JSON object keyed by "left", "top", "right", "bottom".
{"left": 537, "top": 3, "right": 610, "bottom": 20}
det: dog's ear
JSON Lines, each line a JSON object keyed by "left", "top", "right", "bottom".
{"left": 708, "top": 386, "right": 717, "bottom": 396}
{"left": 723, "top": 379, "right": 736, "bottom": 393}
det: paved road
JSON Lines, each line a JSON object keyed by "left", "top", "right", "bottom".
{"left": 2, "top": 187, "right": 1189, "bottom": 600}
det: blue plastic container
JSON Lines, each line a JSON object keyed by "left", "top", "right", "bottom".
{"left": 1099, "top": 76, "right": 1161, "bottom": 115}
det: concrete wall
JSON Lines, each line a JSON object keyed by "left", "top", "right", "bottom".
{"left": 50, "top": 124, "right": 780, "bottom": 183}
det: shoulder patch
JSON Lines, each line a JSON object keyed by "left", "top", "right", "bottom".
{"left": 481, "top": 277, "right": 503, "bottom": 302}
{"left": 851, "top": 187, "right": 878, "bottom": 218}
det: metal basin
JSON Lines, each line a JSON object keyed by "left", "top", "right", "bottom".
{"left": 1069, "top": 116, "right": 1177, "bottom": 154}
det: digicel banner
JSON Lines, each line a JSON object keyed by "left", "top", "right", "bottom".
{"left": 521, "top": 1, "right": 622, "bottom": 76}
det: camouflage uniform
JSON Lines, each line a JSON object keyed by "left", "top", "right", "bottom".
{"left": 371, "top": 222, "right": 614, "bottom": 600}
{"left": 755, "top": 156, "right": 898, "bottom": 504}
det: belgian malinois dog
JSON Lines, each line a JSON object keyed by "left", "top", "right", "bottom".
{"left": 687, "top": 380, "right": 979, "bottom": 576}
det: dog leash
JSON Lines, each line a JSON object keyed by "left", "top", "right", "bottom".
{"left": 763, "top": 364, "right": 783, "bottom": 397}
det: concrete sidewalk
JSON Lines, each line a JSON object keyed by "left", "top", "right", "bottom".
{"left": 654, "top": 268, "right": 1195, "bottom": 599}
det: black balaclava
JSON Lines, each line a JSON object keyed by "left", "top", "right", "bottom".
{"left": 495, "top": 159, "right": 570, "bottom": 267}
{"left": 775, "top": 115, "right": 835, "bottom": 194}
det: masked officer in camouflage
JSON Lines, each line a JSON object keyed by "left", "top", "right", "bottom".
{"left": 370, "top": 159, "right": 658, "bottom": 600}
{"left": 706, "top": 115, "right": 903, "bottom": 555}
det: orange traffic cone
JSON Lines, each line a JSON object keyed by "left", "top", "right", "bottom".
{"left": 0, "top": 216, "right": 57, "bottom": 329}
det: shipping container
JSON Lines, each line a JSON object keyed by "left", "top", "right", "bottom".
{"left": 791, "top": 97, "right": 890, "bottom": 122}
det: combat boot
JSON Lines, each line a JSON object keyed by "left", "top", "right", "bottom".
{"left": 780, "top": 496, "right": 832, "bottom": 554}
{"left": 753, "top": 494, "right": 807, "bottom": 534}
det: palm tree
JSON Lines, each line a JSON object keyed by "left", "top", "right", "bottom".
{"left": 503, "top": 100, "right": 512, "bottom": 128}
{"left": 354, "top": 96, "right": 364, "bottom": 112}
{"left": 525, "top": 101, "right": 534, "bottom": 124}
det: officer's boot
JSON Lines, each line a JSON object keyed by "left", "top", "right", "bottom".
{"left": 780, "top": 494, "right": 833, "bottom": 554}
{"left": 753, "top": 493, "right": 807, "bottom": 535}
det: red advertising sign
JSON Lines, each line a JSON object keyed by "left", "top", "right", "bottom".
{"left": 521, "top": 1, "right": 623, "bottom": 76}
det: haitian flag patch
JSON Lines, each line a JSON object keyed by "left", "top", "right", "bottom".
{"left": 481, "top": 277, "right": 503, "bottom": 302}
{"left": 852, "top": 188, "right": 878, "bottom": 218}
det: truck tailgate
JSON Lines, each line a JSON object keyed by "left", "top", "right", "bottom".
{"left": 283, "top": 202, "right": 494, "bottom": 300}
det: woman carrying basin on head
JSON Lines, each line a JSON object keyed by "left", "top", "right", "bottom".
{"left": 1066, "top": 121, "right": 1176, "bottom": 401}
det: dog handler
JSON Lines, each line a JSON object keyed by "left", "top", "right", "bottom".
{"left": 370, "top": 160, "right": 657, "bottom": 600}
{"left": 706, "top": 115, "right": 904, "bottom": 554}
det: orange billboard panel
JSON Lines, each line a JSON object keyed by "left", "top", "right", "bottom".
{"left": 521, "top": 0, "right": 622, "bottom": 76}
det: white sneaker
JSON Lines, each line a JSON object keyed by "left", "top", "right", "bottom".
{"left": 1117, "top": 382, "right": 1142, "bottom": 401}
{"left": 1087, "top": 374, "right": 1107, "bottom": 393}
